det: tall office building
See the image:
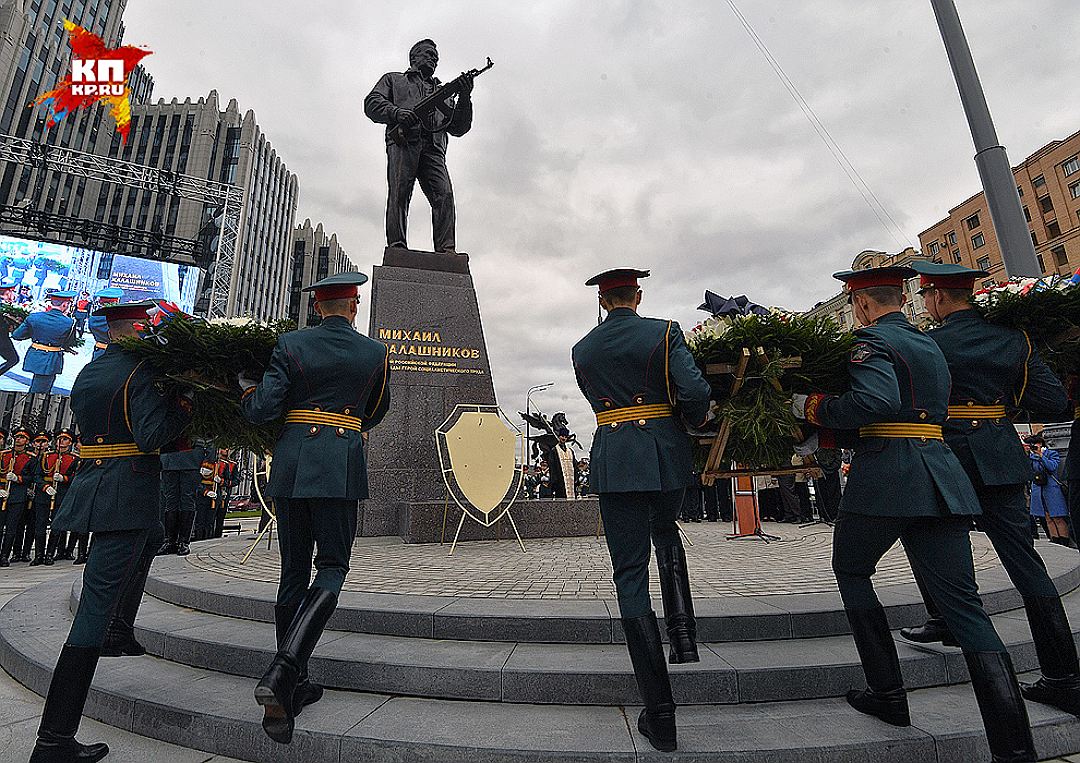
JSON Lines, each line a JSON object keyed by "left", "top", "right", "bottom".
{"left": 289, "top": 218, "right": 357, "bottom": 327}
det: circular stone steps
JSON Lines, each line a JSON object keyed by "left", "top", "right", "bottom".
{"left": 142, "top": 540, "right": 1080, "bottom": 644}
{"left": 4, "top": 577, "right": 1080, "bottom": 763}
{"left": 71, "top": 578, "right": 1080, "bottom": 706}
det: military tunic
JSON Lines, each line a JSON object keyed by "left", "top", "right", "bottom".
{"left": 810, "top": 311, "right": 1006, "bottom": 654}
{"left": 0, "top": 447, "right": 40, "bottom": 561}
{"left": 11, "top": 308, "right": 75, "bottom": 393}
{"left": 33, "top": 450, "right": 78, "bottom": 554}
{"left": 572, "top": 308, "right": 711, "bottom": 617}
{"left": 241, "top": 315, "right": 390, "bottom": 606}
{"left": 53, "top": 343, "right": 189, "bottom": 646}
{"left": 88, "top": 315, "right": 110, "bottom": 361}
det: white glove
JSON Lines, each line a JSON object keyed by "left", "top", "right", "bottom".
{"left": 44, "top": 485, "right": 56, "bottom": 497}
{"left": 794, "top": 432, "right": 819, "bottom": 457}
{"left": 54, "top": 474, "right": 65, "bottom": 483}
{"left": 791, "top": 394, "right": 808, "bottom": 420}
{"left": 200, "top": 466, "right": 213, "bottom": 477}
{"left": 206, "top": 490, "right": 218, "bottom": 499}
{"left": 237, "top": 372, "right": 259, "bottom": 391}
{"left": 213, "top": 475, "right": 222, "bottom": 483}
{"left": 0, "top": 489, "right": 9, "bottom": 499}
{"left": 5, "top": 471, "right": 16, "bottom": 483}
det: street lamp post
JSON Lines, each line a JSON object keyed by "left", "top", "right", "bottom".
{"left": 929, "top": 0, "right": 1041, "bottom": 277}
{"left": 524, "top": 382, "right": 554, "bottom": 466}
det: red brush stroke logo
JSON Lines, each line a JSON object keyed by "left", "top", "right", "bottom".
{"left": 32, "top": 19, "right": 152, "bottom": 143}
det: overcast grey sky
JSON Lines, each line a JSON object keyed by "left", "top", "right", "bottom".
{"left": 121, "top": 0, "right": 1080, "bottom": 449}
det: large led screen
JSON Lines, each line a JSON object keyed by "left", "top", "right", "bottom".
{"left": 0, "top": 234, "right": 200, "bottom": 395}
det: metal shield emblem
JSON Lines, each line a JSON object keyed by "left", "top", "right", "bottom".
{"left": 436, "top": 405, "right": 521, "bottom": 526}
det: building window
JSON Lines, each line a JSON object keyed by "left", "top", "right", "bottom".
{"left": 1064, "top": 156, "right": 1080, "bottom": 177}
{"left": 947, "top": 231, "right": 957, "bottom": 246}
{"left": 1048, "top": 220, "right": 1062, "bottom": 239}
{"left": 1052, "top": 246, "right": 1068, "bottom": 267}
{"left": 1031, "top": 231, "right": 1038, "bottom": 246}
{"left": 1023, "top": 206, "right": 1031, "bottom": 222}
{"left": 972, "top": 233, "right": 985, "bottom": 249}
{"left": 1033, "top": 174, "right": 1046, "bottom": 189}
{"left": 1070, "top": 181, "right": 1080, "bottom": 200}
{"left": 977, "top": 256, "right": 991, "bottom": 270}
{"left": 952, "top": 249, "right": 961, "bottom": 263}
{"left": 1037, "top": 253, "right": 1046, "bottom": 272}
{"left": 1017, "top": 186, "right": 1024, "bottom": 198}
{"left": 928, "top": 241, "right": 940, "bottom": 255}
{"left": 966, "top": 213, "right": 980, "bottom": 230}
{"left": 1039, "top": 195, "right": 1055, "bottom": 214}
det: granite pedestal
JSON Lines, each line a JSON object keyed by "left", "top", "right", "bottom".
{"left": 399, "top": 497, "right": 602, "bottom": 544}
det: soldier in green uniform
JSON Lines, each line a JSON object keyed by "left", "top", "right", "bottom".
{"left": 240, "top": 272, "right": 390, "bottom": 745}
{"left": 28, "top": 300, "right": 191, "bottom": 763}
{"left": 793, "top": 266, "right": 1036, "bottom": 763}
{"left": 898, "top": 261, "right": 1080, "bottom": 716}
{"left": 572, "top": 268, "right": 712, "bottom": 753}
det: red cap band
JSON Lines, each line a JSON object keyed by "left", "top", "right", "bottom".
{"left": 919, "top": 274, "right": 978, "bottom": 290}
{"left": 314, "top": 285, "right": 358, "bottom": 301}
{"left": 104, "top": 305, "right": 151, "bottom": 322}
{"left": 597, "top": 274, "right": 639, "bottom": 292}
{"left": 845, "top": 271, "right": 906, "bottom": 292}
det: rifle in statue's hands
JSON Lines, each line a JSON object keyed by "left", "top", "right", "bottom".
{"left": 389, "top": 57, "right": 494, "bottom": 147}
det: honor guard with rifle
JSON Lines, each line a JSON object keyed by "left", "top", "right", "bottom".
{"left": 792, "top": 265, "right": 1038, "bottom": 763}
{"left": 364, "top": 39, "right": 492, "bottom": 253}
{"left": 87, "top": 288, "right": 122, "bottom": 361}
{"left": 28, "top": 299, "right": 191, "bottom": 762}
{"left": 240, "top": 272, "right": 390, "bottom": 745}
{"left": 26, "top": 431, "right": 53, "bottom": 566}
{"left": 11, "top": 290, "right": 77, "bottom": 393}
{"left": 40, "top": 429, "right": 78, "bottom": 565}
{"left": 571, "top": 268, "right": 713, "bottom": 752}
{"left": 0, "top": 426, "right": 39, "bottom": 566}
{"left": 898, "top": 261, "right": 1080, "bottom": 720}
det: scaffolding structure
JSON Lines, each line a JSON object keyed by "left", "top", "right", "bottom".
{"left": 0, "top": 133, "right": 245, "bottom": 318}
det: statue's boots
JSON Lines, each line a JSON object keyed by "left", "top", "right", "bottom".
{"left": 844, "top": 606, "right": 911, "bottom": 727}
{"left": 254, "top": 588, "right": 336, "bottom": 744}
{"left": 656, "top": 544, "right": 699, "bottom": 664}
{"left": 275, "top": 602, "right": 324, "bottom": 715}
{"left": 28, "top": 644, "right": 109, "bottom": 763}
{"left": 1019, "top": 595, "right": 1080, "bottom": 716}
{"left": 623, "top": 612, "right": 677, "bottom": 752}
{"left": 966, "top": 651, "right": 1037, "bottom": 763}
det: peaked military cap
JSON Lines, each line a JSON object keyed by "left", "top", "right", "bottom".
{"left": 94, "top": 287, "right": 124, "bottom": 301}
{"left": 833, "top": 266, "right": 916, "bottom": 292}
{"left": 301, "top": 272, "right": 369, "bottom": 301}
{"left": 585, "top": 268, "right": 650, "bottom": 293}
{"left": 909, "top": 260, "right": 990, "bottom": 292}
{"left": 56, "top": 428, "right": 74, "bottom": 440}
{"left": 11, "top": 425, "right": 31, "bottom": 438}
{"left": 92, "top": 298, "right": 156, "bottom": 320}
{"left": 33, "top": 431, "right": 49, "bottom": 441}
{"left": 0, "top": 279, "right": 18, "bottom": 290}
{"left": 47, "top": 290, "right": 76, "bottom": 301}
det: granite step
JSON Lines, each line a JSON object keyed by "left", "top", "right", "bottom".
{"left": 74, "top": 577, "right": 1080, "bottom": 706}
{"left": 143, "top": 540, "right": 1080, "bottom": 644}
{"left": 5, "top": 577, "right": 1080, "bottom": 762}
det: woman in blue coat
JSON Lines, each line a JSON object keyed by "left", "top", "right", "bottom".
{"left": 1028, "top": 435, "right": 1073, "bottom": 546}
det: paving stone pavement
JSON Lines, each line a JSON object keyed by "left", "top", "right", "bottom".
{"left": 193, "top": 520, "right": 1004, "bottom": 599}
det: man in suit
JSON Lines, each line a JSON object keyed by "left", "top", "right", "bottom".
{"left": 794, "top": 266, "right": 1036, "bottom": 762}
{"left": 28, "top": 299, "right": 190, "bottom": 763}
{"left": 0, "top": 426, "right": 40, "bottom": 566}
{"left": 241, "top": 272, "right": 390, "bottom": 744}
{"left": 899, "top": 261, "right": 1079, "bottom": 717}
{"left": 11, "top": 290, "right": 77, "bottom": 393}
{"left": 572, "top": 268, "right": 712, "bottom": 752}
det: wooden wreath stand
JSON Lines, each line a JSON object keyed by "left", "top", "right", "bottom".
{"left": 699, "top": 348, "right": 821, "bottom": 543}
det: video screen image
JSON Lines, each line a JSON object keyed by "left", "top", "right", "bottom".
{"left": 0, "top": 234, "right": 200, "bottom": 396}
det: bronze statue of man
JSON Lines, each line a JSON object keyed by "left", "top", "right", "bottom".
{"left": 364, "top": 39, "right": 474, "bottom": 254}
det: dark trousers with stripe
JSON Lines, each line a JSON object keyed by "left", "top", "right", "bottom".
{"left": 274, "top": 497, "right": 357, "bottom": 609}
{"left": 68, "top": 528, "right": 152, "bottom": 646}
{"left": 833, "top": 512, "right": 1006, "bottom": 653}
{"left": 599, "top": 489, "right": 685, "bottom": 618}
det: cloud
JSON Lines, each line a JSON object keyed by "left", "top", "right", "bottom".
{"left": 120, "top": 0, "right": 1080, "bottom": 450}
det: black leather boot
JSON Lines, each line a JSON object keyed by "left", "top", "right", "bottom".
{"left": 655, "top": 544, "right": 699, "bottom": 664}
{"left": 0, "top": 529, "right": 15, "bottom": 567}
{"left": 622, "top": 612, "right": 677, "bottom": 752}
{"left": 100, "top": 620, "right": 146, "bottom": 658}
{"left": 157, "top": 512, "right": 178, "bottom": 555}
{"left": 254, "top": 587, "right": 337, "bottom": 744}
{"left": 28, "top": 644, "right": 108, "bottom": 762}
{"left": 275, "top": 602, "right": 324, "bottom": 715}
{"left": 965, "top": 651, "right": 1037, "bottom": 763}
{"left": 29, "top": 534, "right": 46, "bottom": 566}
{"left": 844, "top": 606, "right": 911, "bottom": 726}
{"left": 899, "top": 617, "right": 959, "bottom": 646}
{"left": 1019, "top": 595, "right": 1080, "bottom": 716}
{"left": 175, "top": 511, "right": 195, "bottom": 556}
